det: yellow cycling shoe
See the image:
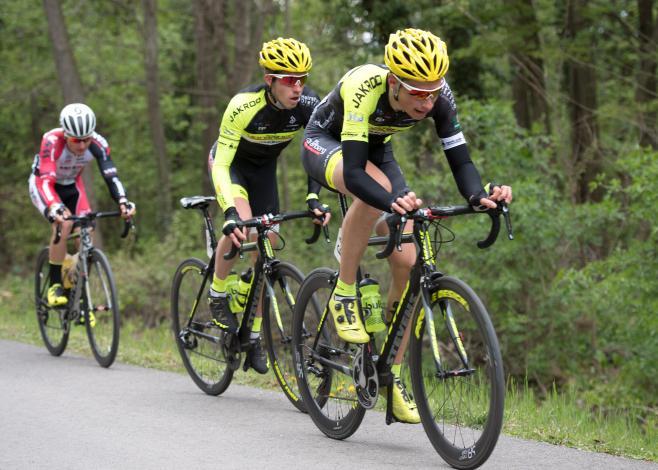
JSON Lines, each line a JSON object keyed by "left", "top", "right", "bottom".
{"left": 329, "top": 293, "right": 370, "bottom": 344}
{"left": 47, "top": 283, "right": 68, "bottom": 307}
{"left": 381, "top": 375, "right": 421, "bottom": 424}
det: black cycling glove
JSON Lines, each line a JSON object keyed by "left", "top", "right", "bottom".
{"left": 222, "top": 207, "right": 243, "bottom": 236}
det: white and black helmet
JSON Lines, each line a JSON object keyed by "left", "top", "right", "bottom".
{"left": 59, "top": 103, "right": 96, "bottom": 138}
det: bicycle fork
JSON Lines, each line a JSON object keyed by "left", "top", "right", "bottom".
{"left": 418, "top": 284, "right": 473, "bottom": 378}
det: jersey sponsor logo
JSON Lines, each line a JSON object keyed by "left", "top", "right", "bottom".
{"left": 228, "top": 96, "right": 263, "bottom": 123}
{"left": 441, "top": 132, "right": 466, "bottom": 150}
{"left": 300, "top": 95, "right": 318, "bottom": 106}
{"left": 222, "top": 126, "right": 236, "bottom": 136}
{"left": 347, "top": 112, "right": 364, "bottom": 122}
{"left": 351, "top": 75, "right": 383, "bottom": 109}
{"left": 289, "top": 115, "right": 297, "bottom": 125}
{"left": 303, "top": 137, "right": 327, "bottom": 155}
{"left": 93, "top": 132, "right": 109, "bottom": 149}
{"left": 441, "top": 83, "right": 457, "bottom": 111}
{"left": 369, "top": 126, "right": 410, "bottom": 135}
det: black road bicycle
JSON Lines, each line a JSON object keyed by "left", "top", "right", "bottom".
{"left": 35, "top": 211, "right": 133, "bottom": 368}
{"left": 292, "top": 202, "right": 513, "bottom": 469}
{"left": 171, "top": 196, "right": 327, "bottom": 411}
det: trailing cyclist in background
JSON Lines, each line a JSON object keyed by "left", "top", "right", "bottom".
{"left": 207, "top": 37, "right": 330, "bottom": 374}
{"left": 301, "top": 28, "right": 512, "bottom": 423}
{"left": 29, "top": 103, "right": 136, "bottom": 308}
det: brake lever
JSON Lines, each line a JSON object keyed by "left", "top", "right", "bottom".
{"left": 395, "top": 215, "right": 406, "bottom": 252}
{"left": 502, "top": 204, "right": 514, "bottom": 240}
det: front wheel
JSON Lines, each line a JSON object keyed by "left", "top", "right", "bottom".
{"left": 35, "top": 247, "right": 70, "bottom": 356}
{"left": 84, "top": 249, "right": 120, "bottom": 368}
{"left": 262, "top": 261, "right": 306, "bottom": 412}
{"left": 292, "top": 267, "right": 365, "bottom": 439}
{"left": 409, "top": 276, "right": 504, "bottom": 469}
{"left": 171, "top": 257, "right": 233, "bottom": 395}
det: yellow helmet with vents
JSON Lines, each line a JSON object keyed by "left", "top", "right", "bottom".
{"left": 259, "top": 38, "right": 312, "bottom": 73}
{"left": 384, "top": 29, "right": 449, "bottom": 82}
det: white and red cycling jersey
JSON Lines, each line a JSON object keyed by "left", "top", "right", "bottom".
{"left": 29, "top": 128, "right": 126, "bottom": 219}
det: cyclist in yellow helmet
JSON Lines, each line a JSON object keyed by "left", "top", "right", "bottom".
{"left": 301, "top": 28, "right": 512, "bottom": 423}
{"left": 208, "top": 37, "right": 330, "bottom": 374}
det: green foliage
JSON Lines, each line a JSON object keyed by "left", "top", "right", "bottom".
{"left": 1, "top": 0, "right": 657, "bottom": 444}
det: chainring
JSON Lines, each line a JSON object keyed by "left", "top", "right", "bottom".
{"left": 352, "top": 346, "right": 379, "bottom": 409}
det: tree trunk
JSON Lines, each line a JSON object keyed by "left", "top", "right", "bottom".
{"left": 142, "top": 0, "right": 172, "bottom": 235}
{"left": 636, "top": 0, "right": 657, "bottom": 149}
{"left": 279, "top": 0, "right": 291, "bottom": 211}
{"left": 508, "top": 0, "right": 550, "bottom": 132}
{"left": 564, "top": 0, "right": 603, "bottom": 203}
{"left": 43, "top": 0, "right": 103, "bottom": 247}
{"left": 194, "top": 0, "right": 226, "bottom": 196}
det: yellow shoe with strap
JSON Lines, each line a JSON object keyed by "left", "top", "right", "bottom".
{"left": 329, "top": 279, "right": 370, "bottom": 344}
{"left": 47, "top": 283, "right": 68, "bottom": 307}
{"left": 380, "top": 365, "right": 421, "bottom": 424}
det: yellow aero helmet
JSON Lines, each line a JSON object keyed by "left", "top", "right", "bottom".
{"left": 259, "top": 37, "right": 312, "bottom": 73}
{"left": 384, "top": 29, "right": 449, "bottom": 82}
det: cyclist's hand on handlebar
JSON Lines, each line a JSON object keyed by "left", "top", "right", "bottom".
{"left": 470, "top": 183, "right": 513, "bottom": 210}
{"left": 390, "top": 189, "right": 422, "bottom": 215}
{"left": 48, "top": 203, "right": 70, "bottom": 224}
{"left": 488, "top": 183, "right": 512, "bottom": 204}
{"left": 119, "top": 198, "right": 136, "bottom": 219}
{"left": 222, "top": 207, "right": 247, "bottom": 247}
{"left": 306, "top": 193, "right": 331, "bottom": 226}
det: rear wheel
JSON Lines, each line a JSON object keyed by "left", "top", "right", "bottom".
{"left": 171, "top": 258, "right": 233, "bottom": 395}
{"left": 292, "top": 267, "right": 365, "bottom": 439}
{"left": 262, "top": 262, "right": 306, "bottom": 412}
{"left": 409, "top": 276, "right": 504, "bottom": 469}
{"left": 84, "top": 249, "right": 120, "bottom": 368}
{"left": 35, "top": 247, "right": 69, "bottom": 356}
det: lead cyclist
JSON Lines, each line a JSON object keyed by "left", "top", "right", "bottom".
{"left": 301, "top": 28, "right": 512, "bottom": 423}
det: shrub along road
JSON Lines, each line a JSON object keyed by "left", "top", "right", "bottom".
{"left": 0, "top": 340, "right": 655, "bottom": 470}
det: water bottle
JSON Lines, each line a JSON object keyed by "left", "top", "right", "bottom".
{"left": 359, "top": 274, "right": 386, "bottom": 333}
{"left": 225, "top": 272, "right": 240, "bottom": 313}
{"left": 233, "top": 268, "right": 253, "bottom": 313}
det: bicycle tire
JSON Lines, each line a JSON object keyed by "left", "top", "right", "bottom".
{"left": 171, "top": 257, "right": 233, "bottom": 395}
{"left": 35, "top": 247, "right": 69, "bottom": 356}
{"left": 262, "top": 261, "right": 307, "bottom": 412}
{"left": 409, "top": 276, "right": 504, "bottom": 469}
{"left": 84, "top": 248, "right": 120, "bottom": 368}
{"left": 292, "top": 267, "right": 366, "bottom": 439}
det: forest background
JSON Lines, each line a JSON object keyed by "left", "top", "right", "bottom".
{"left": 0, "top": 0, "right": 656, "bottom": 447}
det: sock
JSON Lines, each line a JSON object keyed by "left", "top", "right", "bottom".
{"left": 391, "top": 364, "right": 401, "bottom": 377}
{"left": 335, "top": 278, "right": 356, "bottom": 297}
{"left": 49, "top": 261, "right": 63, "bottom": 286}
{"left": 210, "top": 274, "right": 228, "bottom": 296}
{"left": 250, "top": 317, "right": 262, "bottom": 339}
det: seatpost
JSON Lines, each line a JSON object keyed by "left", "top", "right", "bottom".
{"left": 201, "top": 206, "right": 219, "bottom": 251}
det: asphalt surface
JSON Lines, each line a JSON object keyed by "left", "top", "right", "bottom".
{"left": 0, "top": 339, "right": 656, "bottom": 470}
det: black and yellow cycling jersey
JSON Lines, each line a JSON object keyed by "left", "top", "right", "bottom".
{"left": 302, "top": 64, "right": 485, "bottom": 212}
{"left": 211, "top": 84, "right": 320, "bottom": 211}
{"left": 309, "top": 63, "right": 464, "bottom": 147}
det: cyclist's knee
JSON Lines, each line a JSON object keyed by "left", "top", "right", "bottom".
{"left": 52, "top": 220, "right": 74, "bottom": 236}
{"left": 364, "top": 161, "right": 392, "bottom": 192}
{"left": 348, "top": 198, "right": 383, "bottom": 221}
{"left": 391, "top": 250, "right": 415, "bottom": 272}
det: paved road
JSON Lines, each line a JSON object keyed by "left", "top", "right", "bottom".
{"left": 0, "top": 340, "right": 655, "bottom": 470}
